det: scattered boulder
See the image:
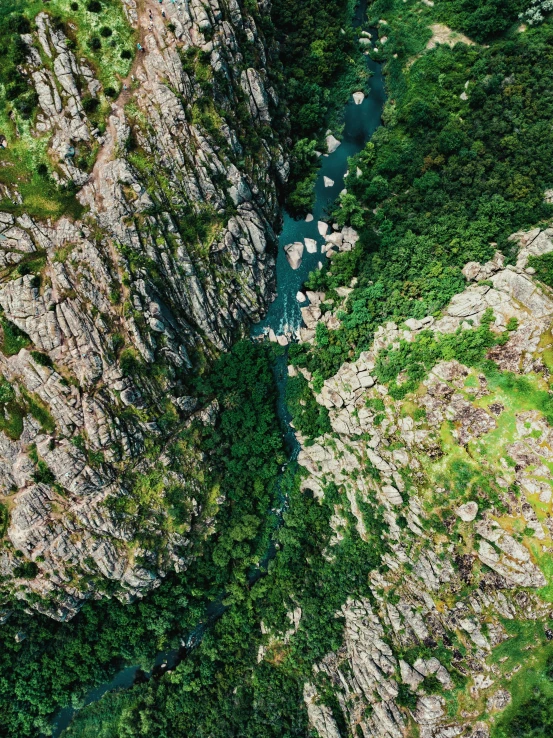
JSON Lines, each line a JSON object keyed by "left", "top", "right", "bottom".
{"left": 325, "top": 134, "right": 341, "bottom": 154}
{"left": 284, "top": 241, "right": 304, "bottom": 270}
{"left": 456, "top": 501, "right": 478, "bottom": 522}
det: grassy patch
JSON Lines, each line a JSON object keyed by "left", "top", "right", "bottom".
{"left": 0, "top": 502, "right": 8, "bottom": 537}
{"left": 0, "top": 0, "right": 135, "bottom": 218}
{"left": 0, "top": 314, "right": 31, "bottom": 356}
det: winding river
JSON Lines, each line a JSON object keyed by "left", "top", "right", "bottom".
{"left": 51, "top": 5, "right": 386, "bottom": 735}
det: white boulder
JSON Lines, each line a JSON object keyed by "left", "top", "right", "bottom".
{"left": 284, "top": 241, "right": 304, "bottom": 270}
{"left": 325, "top": 134, "right": 341, "bottom": 154}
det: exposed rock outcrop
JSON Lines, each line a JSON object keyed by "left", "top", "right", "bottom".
{"left": 0, "top": 0, "right": 287, "bottom": 619}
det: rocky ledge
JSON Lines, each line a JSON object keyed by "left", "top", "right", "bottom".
{"left": 258, "top": 226, "right": 553, "bottom": 738}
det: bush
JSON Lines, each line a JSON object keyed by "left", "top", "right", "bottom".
{"left": 70, "top": 1, "right": 79, "bottom": 9}
{"left": 86, "top": 0, "right": 102, "bottom": 11}
{"left": 82, "top": 96, "right": 100, "bottom": 114}
{"left": 13, "top": 561, "right": 38, "bottom": 579}
{"left": 30, "top": 351, "right": 53, "bottom": 368}
{"left": 104, "top": 86, "right": 117, "bottom": 98}
{"left": 120, "top": 348, "right": 145, "bottom": 377}
{"left": 88, "top": 36, "right": 101, "bottom": 50}
{"left": 100, "top": 26, "right": 113, "bottom": 38}
{"left": 121, "top": 49, "right": 132, "bottom": 59}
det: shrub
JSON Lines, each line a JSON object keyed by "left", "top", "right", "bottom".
{"left": 120, "top": 348, "right": 145, "bottom": 377}
{"left": 13, "top": 561, "right": 39, "bottom": 579}
{"left": 30, "top": 351, "right": 53, "bottom": 368}
{"left": 121, "top": 49, "right": 132, "bottom": 59}
{"left": 82, "top": 96, "right": 100, "bottom": 114}
{"left": 70, "top": 1, "right": 79, "bottom": 9}
{"left": 100, "top": 26, "right": 113, "bottom": 38}
{"left": 104, "top": 86, "right": 117, "bottom": 98}
{"left": 86, "top": 0, "right": 102, "bottom": 11}
{"left": 88, "top": 36, "right": 101, "bottom": 50}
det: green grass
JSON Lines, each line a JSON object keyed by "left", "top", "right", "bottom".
{"left": 491, "top": 622, "right": 553, "bottom": 738}
{"left": 0, "top": 315, "right": 31, "bottom": 356}
{"left": 23, "top": 389, "right": 56, "bottom": 435}
{"left": 0, "top": 0, "right": 135, "bottom": 218}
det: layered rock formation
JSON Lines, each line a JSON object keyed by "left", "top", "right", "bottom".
{"left": 259, "top": 227, "right": 553, "bottom": 737}
{"left": 0, "top": 0, "right": 287, "bottom": 619}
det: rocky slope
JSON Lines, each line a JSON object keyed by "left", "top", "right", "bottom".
{"left": 262, "top": 226, "right": 553, "bottom": 737}
{"left": 0, "top": 0, "right": 287, "bottom": 620}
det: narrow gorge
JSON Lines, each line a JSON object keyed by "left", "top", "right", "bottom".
{"left": 2, "top": 1, "right": 553, "bottom": 738}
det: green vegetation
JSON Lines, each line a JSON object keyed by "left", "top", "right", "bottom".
{"left": 0, "top": 314, "right": 31, "bottom": 356}
{"left": 0, "top": 502, "right": 8, "bottom": 537}
{"left": 285, "top": 372, "right": 331, "bottom": 439}
{"left": 291, "top": 0, "right": 553, "bottom": 377}
{"left": 3, "top": 1, "right": 553, "bottom": 737}
{"left": 270, "top": 0, "right": 368, "bottom": 211}
{"left": 0, "top": 1, "right": 134, "bottom": 218}
{"left": 528, "top": 252, "right": 553, "bottom": 288}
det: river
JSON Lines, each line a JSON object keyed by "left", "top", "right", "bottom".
{"left": 51, "top": 5, "right": 385, "bottom": 735}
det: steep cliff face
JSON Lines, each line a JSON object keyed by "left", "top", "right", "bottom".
{"left": 270, "top": 227, "right": 553, "bottom": 738}
{"left": 0, "top": 0, "right": 287, "bottom": 620}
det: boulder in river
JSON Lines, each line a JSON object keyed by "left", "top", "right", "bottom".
{"left": 276, "top": 334, "right": 289, "bottom": 346}
{"left": 318, "top": 221, "right": 329, "bottom": 237}
{"left": 284, "top": 241, "right": 304, "bottom": 269}
{"left": 353, "top": 91, "right": 365, "bottom": 105}
{"left": 305, "top": 238, "right": 317, "bottom": 254}
{"left": 324, "top": 176, "right": 334, "bottom": 188}
{"left": 296, "top": 291, "right": 306, "bottom": 302}
{"left": 325, "top": 134, "right": 341, "bottom": 154}
{"left": 305, "top": 213, "right": 314, "bottom": 222}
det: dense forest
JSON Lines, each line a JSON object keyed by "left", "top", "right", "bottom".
{"left": 294, "top": 0, "right": 553, "bottom": 378}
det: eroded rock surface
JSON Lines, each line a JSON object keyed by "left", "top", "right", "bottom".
{"left": 0, "top": 0, "right": 287, "bottom": 619}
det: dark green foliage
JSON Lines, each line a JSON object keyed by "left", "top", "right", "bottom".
{"left": 499, "top": 692, "right": 553, "bottom": 737}
{"left": 86, "top": 0, "right": 102, "bottom": 11}
{"left": 434, "top": 0, "right": 526, "bottom": 42}
{"left": 374, "top": 309, "right": 504, "bottom": 398}
{"left": 13, "top": 561, "right": 39, "bottom": 579}
{"left": 528, "top": 252, "right": 553, "bottom": 289}
{"left": 32, "top": 460, "right": 55, "bottom": 486}
{"left": 121, "top": 48, "right": 132, "bottom": 59}
{"left": 0, "top": 12, "right": 38, "bottom": 122}
{"left": 396, "top": 683, "right": 418, "bottom": 710}
{"left": 30, "top": 351, "right": 53, "bottom": 368}
{"left": 88, "top": 36, "right": 101, "bottom": 50}
{"left": 0, "top": 501, "right": 8, "bottom": 536}
{"left": 82, "top": 96, "right": 100, "bottom": 114}
{"left": 285, "top": 373, "right": 331, "bottom": 440}
{"left": 100, "top": 26, "right": 112, "bottom": 38}
{"left": 293, "top": 13, "right": 553, "bottom": 378}
{"left": 119, "top": 348, "right": 145, "bottom": 377}
{"left": 0, "top": 314, "right": 31, "bottom": 356}
{"left": 270, "top": 0, "right": 359, "bottom": 208}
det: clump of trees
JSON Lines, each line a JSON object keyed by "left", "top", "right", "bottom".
{"left": 293, "top": 5, "right": 553, "bottom": 378}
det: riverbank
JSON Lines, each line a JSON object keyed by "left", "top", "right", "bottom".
{"left": 48, "top": 5, "right": 386, "bottom": 736}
